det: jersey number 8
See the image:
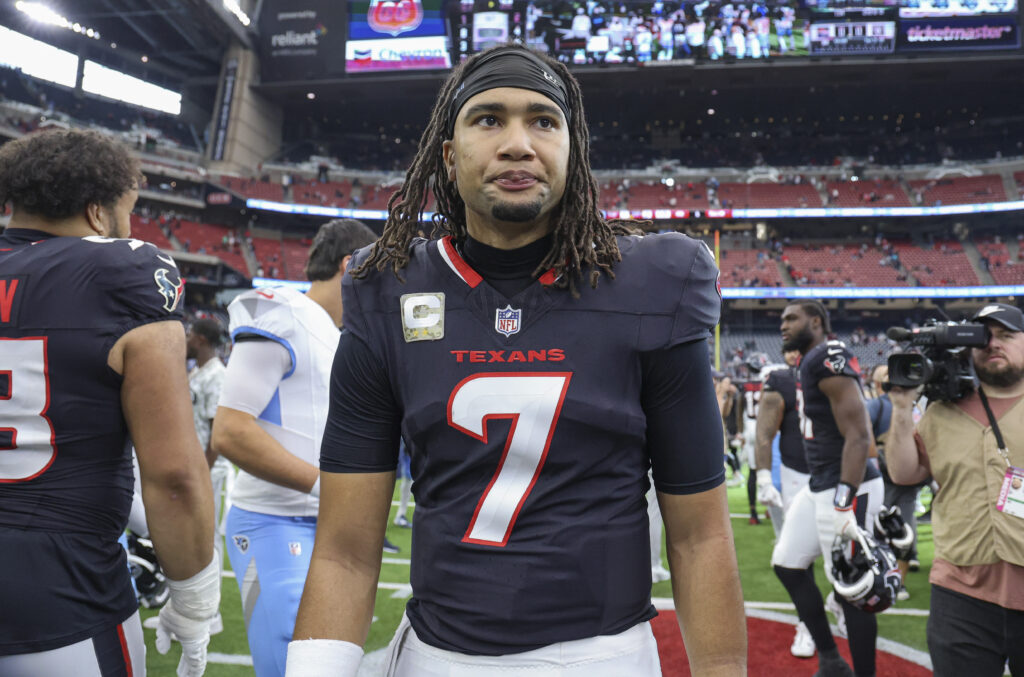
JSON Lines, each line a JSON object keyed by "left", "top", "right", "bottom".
{"left": 0, "top": 338, "right": 57, "bottom": 482}
{"left": 448, "top": 372, "right": 572, "bottom": 547}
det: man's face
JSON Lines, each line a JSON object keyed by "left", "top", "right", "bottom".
{"left": 783, "top": 349, "right": 801, "bottom": 367}
{"left": 443, "top": 87, "right": 570, "bottom": 239}
{"left": 780, "top": 305, "right": 815, "bottom": 354}
{"left": 104, "top": 187, "right": 139, "bottom": 239}
{"left": 973, "top": 324, "right": 1024, "bottom": 388}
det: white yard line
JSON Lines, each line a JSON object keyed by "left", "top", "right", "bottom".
{"left": 652, "top": 597, "right": 929, "bottom": 617}
{"left": 208, "top": 652, "right": 253, "bottom": 666}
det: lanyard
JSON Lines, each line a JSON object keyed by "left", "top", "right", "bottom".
{"left": 978, "top": 386, "right": 1012, "bottom": 468}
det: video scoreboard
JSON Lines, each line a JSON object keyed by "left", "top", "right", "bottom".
{"left": 256, "top": 0, "right": 1022, "bottom": 83}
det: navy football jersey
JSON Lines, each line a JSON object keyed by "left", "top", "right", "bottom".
{"left": 761, "top": 365, "right": 808, "bottom": 474}
{"left": 324, "top": 232, "right": 722, "bottom": 655}
{"left": 796, "top": 340, "right": 879, "bottom": 492}
{"left": 0, "top": 228, "right": 184, "bottom": 654}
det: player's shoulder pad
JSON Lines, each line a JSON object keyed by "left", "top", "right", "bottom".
{"left": 760, "top": 363, "right": 788, "bottom": 384}
{"left": 343, "top": 237, "right": 433, "bottom": 308}
{"left": 813, "top": 340, "right": 860, "bottom": 379}
{"left": 227, "top": 286, "right": 302, "bottom": 342}
{"left": 80, "top": 235, "right": 185, "bottom": 316}
{"left": 619, "top": 232, "right": 721, "bottom": 348}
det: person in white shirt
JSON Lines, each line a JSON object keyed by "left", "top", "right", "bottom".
{"left": 187, "top": 318, "right": 230, "bottom": 547}
{"left": 211, "top": 219, "right": 377, "bottom": 677}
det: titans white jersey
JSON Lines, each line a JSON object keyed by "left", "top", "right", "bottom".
{"left": 224, "top": 287, "right": 339, "bottom": 517}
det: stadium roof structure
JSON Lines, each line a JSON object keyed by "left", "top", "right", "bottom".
{"left": 0, "top": 0, "right": 245, "bottom": 85}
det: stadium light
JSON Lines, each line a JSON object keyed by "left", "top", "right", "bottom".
{"left": 247, "top": 198, "right": 1024, "bottom": 222}
{"left": 251, "top": 275, "right": 1024, "bottom": 301}
{"left": 222, "top": 0, "right": 251, "bottom": 26}
{"left": 15, "top": 1, "right": 101, "bottom": 39}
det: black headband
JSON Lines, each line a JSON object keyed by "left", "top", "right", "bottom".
{"left": 447, "top": 49, "right": 571, "bottom": 137}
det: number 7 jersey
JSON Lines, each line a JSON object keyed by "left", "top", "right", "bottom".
{"left": 326, "top": 232, "right": 721, "bottom": 655}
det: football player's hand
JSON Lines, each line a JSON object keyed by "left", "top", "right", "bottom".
{"left": 756, "top": 470, "right": 783, "bottom": 508}
{"left": 155, "top": 602, "right": 212, "bottom": 677}
{"left": 155, "top": 555, "right": 221, "bottom": 677}
{"left": 833, "top": 506, "right": 857, "bottom": 543}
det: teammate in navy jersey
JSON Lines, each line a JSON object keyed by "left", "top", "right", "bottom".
{"left": 754, "top": 349, "right": 816, "bottom": 659}
{"left": 287, "top": 44, "right": 746, "bottom": 677}
{"left": 0, "top": 129, "right": 219, "bottom": 676}
{"left": 772, "top": 301, "right": 883, "bottom": 677}
{"left": 755, "top": 349, "right": 811, "bottom": 517}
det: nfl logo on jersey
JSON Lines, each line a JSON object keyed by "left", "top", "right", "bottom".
{"left": 495, "top": 305, "right": 522, "bottom": 337}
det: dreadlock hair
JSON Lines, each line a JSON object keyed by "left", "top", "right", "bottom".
{"left": 799, "top": 299, "right": 832, "bottom": 334}
{"left": 350, "top": 42, "right": 640, "bottom": 297}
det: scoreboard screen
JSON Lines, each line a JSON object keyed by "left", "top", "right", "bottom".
{"left": 346, "top": 0, "right": 452, "bottom": 72}
{"left": 900, "top": 0, "right": 1017, "bottom": 18}
{"left": 809, "top": 20, "right": 897, "bottom": 53}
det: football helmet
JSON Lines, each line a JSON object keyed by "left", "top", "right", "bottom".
{"left": 127, "top": 532, "right": 169, "bottom": 609}
{"left": 830, "top": 527, "right": 901, "bottom": 613}
{"left": 874, "top": 504, "right": 915, "bottom": 560}
{"left": 746, "top": 352, "right": 770, "bottom": 375}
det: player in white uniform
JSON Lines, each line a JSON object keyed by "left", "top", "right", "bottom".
{"left": 211, "top": 219, "right": 377, "bottom": 677}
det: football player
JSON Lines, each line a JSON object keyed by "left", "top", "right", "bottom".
{"left": 210, "top": 218, "right": 377, "bottom": 677}
{"left": 755, "top": 349, "right": 809, "bottom": 518}
{"left": 771, "top": 301, "right": 883, "bottom": 677}
{"left": 755, "top": 349, "right": 815, "bottom": 658}
{"left": 0, "top": 129, "right": 219, "bottom": 676}
{"left": 287, "top": 44, "right": 746, "bottom": 677}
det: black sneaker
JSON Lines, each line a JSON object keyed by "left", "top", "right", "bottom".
{"left": 393, "top": 515, "right": 412, "bottom": 528}
{"left": 382, "top": 537, "right": 400, "bottom": 554}
{"left": 814, "top": 655, "right": 854, "bottom": 677}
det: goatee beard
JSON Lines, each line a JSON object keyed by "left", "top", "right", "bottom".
{"left": 492, "top": 199, "right": 542, "bottom": 223}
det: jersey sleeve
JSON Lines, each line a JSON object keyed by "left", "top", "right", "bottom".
{"left": 227, "top": 289, "right": 298, "bottom": 377}
{"left": 635, "top": 233, "right": 721, "bottom": 349}
{"left": 808, "top": 342, "right": 861, "bottom": 384}
{"left": 95, "top": 239, "right": 184, "bottom": 337}
{"left": 672, "top": 237, "right": 721, "bottom": 346}
{"left": 320, "top": 330, "right": 402, "bottom": 473}
{"left": 339, "top": 245, "right": 374, "bottom": 351}
{"left": 218, "top": 341, "right": 290, "bottom": 418}
{"left": 642, "top": 340, "right": 726, "bottom": 494}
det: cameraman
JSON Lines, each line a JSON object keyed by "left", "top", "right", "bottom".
{"left": 887, "top": 303, "right": 1024, "bottom": 676}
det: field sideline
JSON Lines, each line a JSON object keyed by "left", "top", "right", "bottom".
{"left": 138, "top": 481, "right": 933, "bottom": 675}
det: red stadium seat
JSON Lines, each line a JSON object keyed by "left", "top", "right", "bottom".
{"left": 896, "top": 241, "right": 979, "bottom": 286}
{"left": 825, "top": 179, "right": 911, "bottom": 207}
{"left": 907, "top": 175, "right": 1006, "bottom": 207}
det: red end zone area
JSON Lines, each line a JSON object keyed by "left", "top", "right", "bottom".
{"left": 651, "top": 611, "right": 933, "bottom": 676}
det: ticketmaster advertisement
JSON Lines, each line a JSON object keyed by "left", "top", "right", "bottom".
{"left": 897, "top": 14, "right": 1020, "bottom": 51}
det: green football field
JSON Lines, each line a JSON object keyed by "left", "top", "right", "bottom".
{"left": 139, "top": 481, "right": 933, "bottom": 675}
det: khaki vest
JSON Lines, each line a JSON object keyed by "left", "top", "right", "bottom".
{"left": 917, "top": 394, "right": 1024, "bottom": 567}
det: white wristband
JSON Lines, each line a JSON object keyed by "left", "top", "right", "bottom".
{"left": 310, "top": 476, "right": 321, "bottom": 498}
{"left": 756, "top": 469, "right": 773, "bottom": 486}
{"left": 286, "top": 639, "right": 362, "bottom": 677}
{"left": 166, "top": 553, "right": 221, "bottom": 620}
